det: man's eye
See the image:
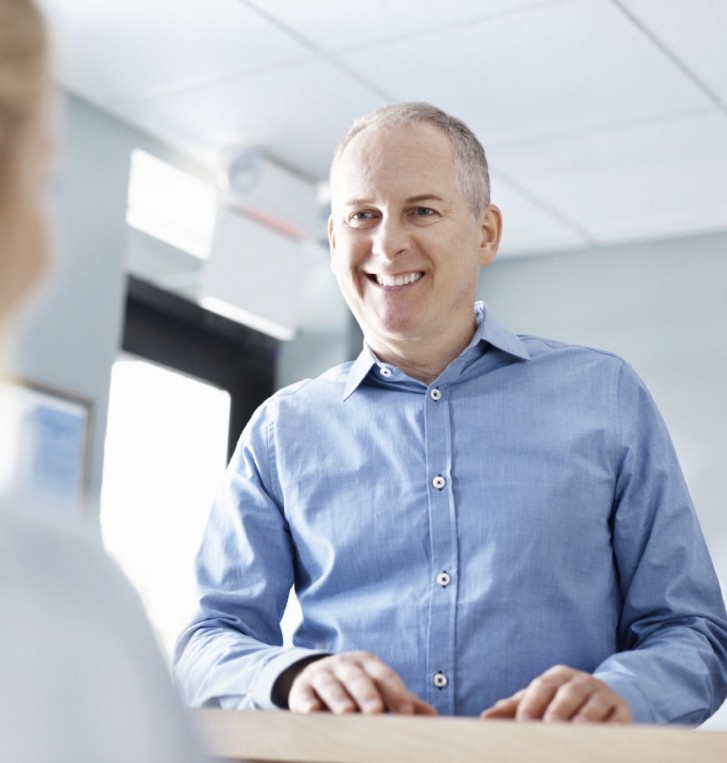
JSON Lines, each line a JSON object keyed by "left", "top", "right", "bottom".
{"left": 412, "top": 207, "right": 435, "bottom": 217}
{"left": 350, "top": 211, "right": 374, "bottom": 222}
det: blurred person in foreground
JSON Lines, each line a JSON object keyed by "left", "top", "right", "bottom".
{"left": 175, "top": 100, "right": 727, "bottom": 724}
{"left": 0, "top": 1, "right": 204, "bottom": 759}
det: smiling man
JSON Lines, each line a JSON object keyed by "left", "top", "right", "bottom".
{"left": 174, "top": 102, "right": 727, "bottom": 724}
{"left": 328, "top": 118, "right": 500, "bottom": 386}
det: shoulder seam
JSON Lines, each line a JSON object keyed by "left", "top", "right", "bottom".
{"left": 272, "top": 377, "right": 315, "bottom": 399}
{"left": 517, "top": 334, "right": 624, "bottom": 361}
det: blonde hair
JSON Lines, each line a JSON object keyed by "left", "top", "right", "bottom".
{"left": 0, "top": 0, "right": 46, "bottom": 162}
{"left": 330, "top": 101, "right": 490, "bottom": 219}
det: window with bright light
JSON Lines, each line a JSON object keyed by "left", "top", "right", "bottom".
{"left": 126, "top": 149, "right": 217, "bottom": 259}
{"left": 100, "top": 355, "right": 230, "bottom": 660}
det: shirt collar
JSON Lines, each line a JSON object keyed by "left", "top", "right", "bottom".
{"left": 472, "top": 301, "right": 530, "bottom": 361}
{"left": 342, "top": 303, "right": 530, "bottom": 400}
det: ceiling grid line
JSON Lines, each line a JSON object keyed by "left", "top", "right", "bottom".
{"left": 305, "top": 0, "right": 570, "bottom": 57}
{"left": 240, "top": 0, "right": 397, "bottom": 105}
{"left": 490, "top": 164, "right": 597, "bottom": 248}
{"left": 610, "top": 0, "right": 727, "bottom": 118}
{"left": 38, "top": 0, "right": 727, "bottom": 258}
{"left": 106, "top": 56, "right": 316, "bottom": 106}
{"left": 487, "top": 104, "right": 717, "bottom": 152}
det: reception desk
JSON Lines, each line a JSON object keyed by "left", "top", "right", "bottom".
{"left": 192, "top": 709, "right": 727, "bottom": 763}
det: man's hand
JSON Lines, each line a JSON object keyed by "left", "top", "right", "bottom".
{"left": 287, "top": 651, "right": 437, "bottom": 716}
{"left": 480, "top": 665, "right": 632, "bottom": 723}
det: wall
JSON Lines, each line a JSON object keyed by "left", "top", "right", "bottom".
{"left": 12, "top": 92, "right": 208, "bottom": 519}
{"left": 275, "top": 251, "right": 353, "bottom": 390}
{"left": 11, "top": 90, "right": 345, "bottom": 518}
{"left": 12, "top": 90, "right": 347, "bottom": 518}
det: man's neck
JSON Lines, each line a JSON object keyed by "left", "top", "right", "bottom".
{"left": 367, "top": 319, "right": 478, "bottom": 386}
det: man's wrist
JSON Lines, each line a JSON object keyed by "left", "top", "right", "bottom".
{"left": 271, "top": 655, "right": 327, "bottom": 709}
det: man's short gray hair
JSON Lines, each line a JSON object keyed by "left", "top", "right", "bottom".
{"left": 330, "top": 101, "right": 490, "bottom": 219}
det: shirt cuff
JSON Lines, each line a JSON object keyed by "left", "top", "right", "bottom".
{"left": 250, "top": 648, "right": 330, "bottom": 710}
{"left": 593, "top": 670, "right": 655, "bottom": 723}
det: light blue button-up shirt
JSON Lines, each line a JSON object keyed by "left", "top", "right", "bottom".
{"left": 174, "top": 303, "right": 727, "bottom": 723}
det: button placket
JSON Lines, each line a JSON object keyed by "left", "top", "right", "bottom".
{"left": 423, "top": 372, "right": 456, "bottom": 714}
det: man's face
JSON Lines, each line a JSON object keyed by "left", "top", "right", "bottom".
{"left": 328, "top": 123, "right": 500, "bottom": 357}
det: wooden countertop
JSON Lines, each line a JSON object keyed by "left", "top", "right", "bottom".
{"left": 191, "top": 709, "right": 727, "bottom": 763}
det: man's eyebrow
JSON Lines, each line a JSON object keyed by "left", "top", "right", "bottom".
{"left": 406, "top": 194, "right": 445, "bottom": 204}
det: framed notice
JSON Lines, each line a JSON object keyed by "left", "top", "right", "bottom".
{"left": 0, "top": 377, "right": 92, "bottom": 514}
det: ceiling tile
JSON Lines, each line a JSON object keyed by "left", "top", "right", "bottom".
{"left": 36, "top": 0, "right": 727, "bottom": 256}
{"left": 243, "top": 0, "right": 559, "bottom": 52}
{"left": 337, "top": 0, "right": 712, "bottom": 145}
{"left": 492, "top": 112, "right": 727, "bottom": 245}
{"left": 107, "top": 59, "right": 386, "bottom": 179}
{"left": 489, "top": 172, "right": 590, "bottom": 257}
{"left": 619, "top": 0, "right": 727, "bottom": 104}
{"left": 38, "top": 0, "right": 312, "bottom": 103}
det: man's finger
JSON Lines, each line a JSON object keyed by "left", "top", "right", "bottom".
{"left": 609, "top": 701, "right": 633, "bottom": 723}
{"left": 480, "top": 691, "right": 524, "bottom": 719}
{"left": 541, "top": 671, "right": 598, "bottom": 721}
{"left": 515, "top": 667, "right": 570, "bottom": 720}
{"left": 541, "top": 672, "right": 633, "bottom": 723}
{"left": 357, "top": 654, "right": 431, "bottom": 715}
{"left": 288, "top": 658, "right": 359, "bottom": 714}
{"left": 288, "top": 652, "right": 432, "bottom": 716}
{"left": 331, "top": 660, "right": 386, "bottom": 714}
{"left": 412, "top": 696, "right": 438, "bottom": 715}
{"left": 481, "top": 666, "right": 633, "bottom": 725}
{"left": 572, "top": 691, "right": 633, "bottom": 724}
{"left": 287, "top": 680, "right": 324, "bottom": 714}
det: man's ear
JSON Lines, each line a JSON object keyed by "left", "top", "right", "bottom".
{"left": 478, "top": 204, "right": 502, "bottom": 267}
{"left": 328, "top": 216, "right": 336, "bottom": 273}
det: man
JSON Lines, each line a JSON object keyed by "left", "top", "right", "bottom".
{"left": 175, "top": 102, "right": 727, "bottom": 723}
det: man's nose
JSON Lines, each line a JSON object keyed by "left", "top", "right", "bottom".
{"left": 371, "top": 217, "right": 409, "bottom": 261}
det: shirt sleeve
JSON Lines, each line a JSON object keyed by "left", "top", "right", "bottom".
{"left": 173, "top": 401, "right": 327, "bottom": 709}
{"left": 592, "top": 361, "right": 727, "bottom": 724}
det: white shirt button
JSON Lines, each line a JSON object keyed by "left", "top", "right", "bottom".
{"left": 433, "top": 672, "right": 448, "bottom": 689}
{"left": 432, "top": 475, "right": 446, "bottom": 490}
{"left": 379, "top": 366, "right": 392, "bottom": 377}
{"left": 430, "top": 388, "right": 442, "bottom": 401}
{"left": 436, "top": 571, "right": 451, "bottom": 587}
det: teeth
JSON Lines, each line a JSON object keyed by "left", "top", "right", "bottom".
{"left": 375, "top": 272, "right": 423, "bottom": 287}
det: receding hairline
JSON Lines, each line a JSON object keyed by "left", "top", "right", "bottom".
{"left": 329, "top": 101, "right": 491, "bottom": 217}
{"left": 335, "top": 121, "right": 447, "bottom": 169}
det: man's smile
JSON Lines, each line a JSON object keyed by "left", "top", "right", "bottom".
{"left": 368, "top": 271, "right": 424, "bottom": 287}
